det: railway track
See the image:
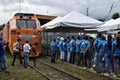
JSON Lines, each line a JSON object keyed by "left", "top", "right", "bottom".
{"left": 29, "top": 57, "right": 120, "bottom": 80}
{"left": 29, "top": 59, "right": 83, "bottom": 80}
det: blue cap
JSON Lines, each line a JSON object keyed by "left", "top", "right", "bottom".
{"left": 0, "top": 37, "right": 3, "bottom": 41}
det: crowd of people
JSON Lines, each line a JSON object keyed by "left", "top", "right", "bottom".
{"left": 0, "top": 31, "right": 120, "bottom": 78}
{"left": 50, "top": 32, "right": 120, "bottom": 77}
{"left": 0, "top": 38, "right": 33, "bottom": 73}
{"left": 12, "top": 39, "right": 32, "bottom": 68}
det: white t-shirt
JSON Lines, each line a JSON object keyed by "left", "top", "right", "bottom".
{"left": 23, "top": 43, "right": 31, "bottom": 52}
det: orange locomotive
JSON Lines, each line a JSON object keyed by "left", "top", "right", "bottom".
{"left": 2, "top": 13, "right": 42, "bottom": 57}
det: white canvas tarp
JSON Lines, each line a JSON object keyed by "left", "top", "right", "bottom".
{"left": 41, "top": 17, "right": 62, "bottom": 29}
{"left": 97, "top": 18, "right": 120, "bottom": 32}
{"left": 41, "top": 11, "right": 102, "bottom": 32}
{"left": 107, "top": 30, "right": 120, "bottom": 34}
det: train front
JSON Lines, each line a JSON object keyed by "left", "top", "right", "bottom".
{"left": 12, "top": 13, "right": 42, "bottom": 57}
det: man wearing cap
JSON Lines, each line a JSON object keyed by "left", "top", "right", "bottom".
{"left": 0, "top": 37, "right": 9, "bottom": 73}
{"left": 59, "top": 37, "right": 64, "bottom": 61}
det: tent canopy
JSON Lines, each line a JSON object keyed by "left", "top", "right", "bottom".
{"left": 41, "top": 17, "right": 62, "bottom": 29}
{"left": 106, "top": 30, "right": 120, "bottom": 34}
{"left": 41, "top": 11, "right": 103, "bottom": 32}
{"left": 97, "top": 18, "right": 120, "bottom": 32}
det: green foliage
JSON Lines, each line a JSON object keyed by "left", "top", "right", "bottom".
{"left": 112, "top": 12, "right": 120, "bottom": 19}
{"left": 0, "top": 24, "right": 5, "bottom": 31}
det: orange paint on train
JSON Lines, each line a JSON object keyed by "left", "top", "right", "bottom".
{"left": 2, "top": 13, "right": 42, "bottom": 57}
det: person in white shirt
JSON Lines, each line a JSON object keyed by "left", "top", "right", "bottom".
{"left": 23, "top": 40, "right": 31, "bottom": 68}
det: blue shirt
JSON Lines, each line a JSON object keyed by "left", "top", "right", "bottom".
{"left": 94, "top": 37, "right": 102, "bottom": 50}
{"left": 59, "top": 40, "right": 64, "bottom": 51}
{"left": 112, "top": 40, "right": 120, "bottom": 57}
{"left": 63, "top": 42, "right": 67, "bottom": 52}
{"left": 103, "top": 41, "right": 112, "bottom": 55}
{"left": 76, "top": 40, "right": 80, "bottom": 52}
{"left": 98, "top": 40, "right": 106, "bottom": 55}
{"left": 50, "top": 41, "right": 57, "bottom": 51}
{"left": 80, "top": 39, "right": 90, "bottom": 53}
{"left": 56, "top": 39, "right": 60, "bottom": 50}
{"left": 0, "top": 42, "right": 5, "bottom": 56}
{"left": 69, "top": 39, "right": 76, "bottom": 53}
{"left": 67, "top": 42, "right": 70, "bottom": 53}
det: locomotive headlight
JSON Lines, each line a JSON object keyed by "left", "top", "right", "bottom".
{"left": 38, "top": 31, "right": 41, "bottom": 34}
{"left": 11, "top": 30, "right": 16, "bottom": 34}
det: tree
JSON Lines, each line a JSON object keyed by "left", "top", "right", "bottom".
{"left": 112, "top": 12, "right": 119, "bottom": 19}
{"left": 0, "top": 24, "right": 5, "bottom": 31}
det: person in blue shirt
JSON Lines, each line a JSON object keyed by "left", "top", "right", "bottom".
{"left": 80, "top": 35, "right": 90, "bottom": 69}
{"left": 76, "top": 36, "right": 81, "bottom": 61}
{"left": 63, "top": 39, "right": 67, "bottom": 61}
{"left": 66, "top": 37, "right": 70, "bottom": 63}
{"left": 59, "top": 37, "right": 64, "bottom": 61}
{"left": 112, "top": 32, "right": 120, "bottom": 77}
{"left": 50, "top": 39, "right": 57, "bottom": 63}
{"left": 77, "top": 36, "right": 83, "bottom": 66}
{"left": 97, "top": 35, "right": 106, "bottom": 73}
{"left": 103, "top": 35, "right": 115, "bottom": 76}
{"left": 69, "top": 36, "right": 76, "bottom": 64}
{"left": 93, "top": 33, "right": 102, "bottom": 67}
{"left": 56, "top": 37, "right": 60, "bottom": 60}
{"left": 0, "top": 37, "right": 9, "bottom": 73}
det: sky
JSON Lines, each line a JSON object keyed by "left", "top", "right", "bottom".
{"left": 0, "top": 0, "right": 120, "bottom": 24}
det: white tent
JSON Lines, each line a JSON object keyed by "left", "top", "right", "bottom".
{"left": 41, "top": 11, "right": 103, "bottom": 32}
{"left": 41, "top": 17, "right": 62, "bottom": 29}
{"left": 97, "top": 18, "right": 120, "bottom": 32}
{"left": 107, "top": 30, "right": 120, "bottom": 34}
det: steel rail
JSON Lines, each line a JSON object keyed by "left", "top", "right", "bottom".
{"left": 29, "top": 64, "right": 53, "bottom": 80}
{"left": 37, "top": 59, "right": 84, "bottom": 80}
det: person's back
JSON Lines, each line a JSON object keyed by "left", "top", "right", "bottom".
{"left": 92, "top": 33, "right": 102, "bottom": 68}
{"left": 103, "top": 35, "right": 115, "bottom": 77}
{"left": 50, "top": 39, "right": 57, "bottom": 63}
{"left": 76, "top": 37, "right": 81, "bottom": 53}
{"left": 50, "top": 41, "right": 57, "bottom": 51}
{"left": 59, "top": 40, "right": 64, "bottom": 52}
{"left": 94, "top": 37, "right": 102, "bottom": 51}
{"left": 112, "top": 39, "right": 120, "bottom": 57}
{"left": 69, "top": 38, "right": 76, "bottom": 53}
{"left": 23, "top": 40, "right": 31, "bottom": 68}
{"left": 23, "top": 43, "right": 31, "bottom": 53}
{"left": 80, "top": 35, "right": 91, "bottom": 69}
{"left": 112, "top": 32, "right": 120, "bottom": 77}
{"left": 97, "top": 38, "right": 106, "bottom": 55}
{"left": 80, "top": 39, "right": 90, "bottom": 53}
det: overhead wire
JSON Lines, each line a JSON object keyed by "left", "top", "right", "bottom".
{"left": 105, "top": 0, "right": 120, "bottom": 21}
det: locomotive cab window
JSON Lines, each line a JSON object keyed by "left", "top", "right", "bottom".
{"left": 27, "top": 20, "right": 36, "bottom": 28}
{"left": 17, "top": 20, "right": 26, "bottom": 28}
{"left": 17, "top": 20, "right": 36, "bottom": 28}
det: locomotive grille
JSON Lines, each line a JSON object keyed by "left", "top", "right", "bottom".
{"left": 19, "top": 35, "right": 36, "bottom": 41}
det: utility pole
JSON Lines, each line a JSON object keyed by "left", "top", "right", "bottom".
{"left": 105, "top": 1, "right": 115, "bottom": 20}
{"left": 86, "top": 8, "right": 89, "bottom": 16}
{"left": 19, "top": 0, "right": 21, "bottom": 12}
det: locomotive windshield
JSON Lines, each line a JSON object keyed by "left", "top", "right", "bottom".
{"left": 17, "top": 19, "right": 36, "bottom": 28}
